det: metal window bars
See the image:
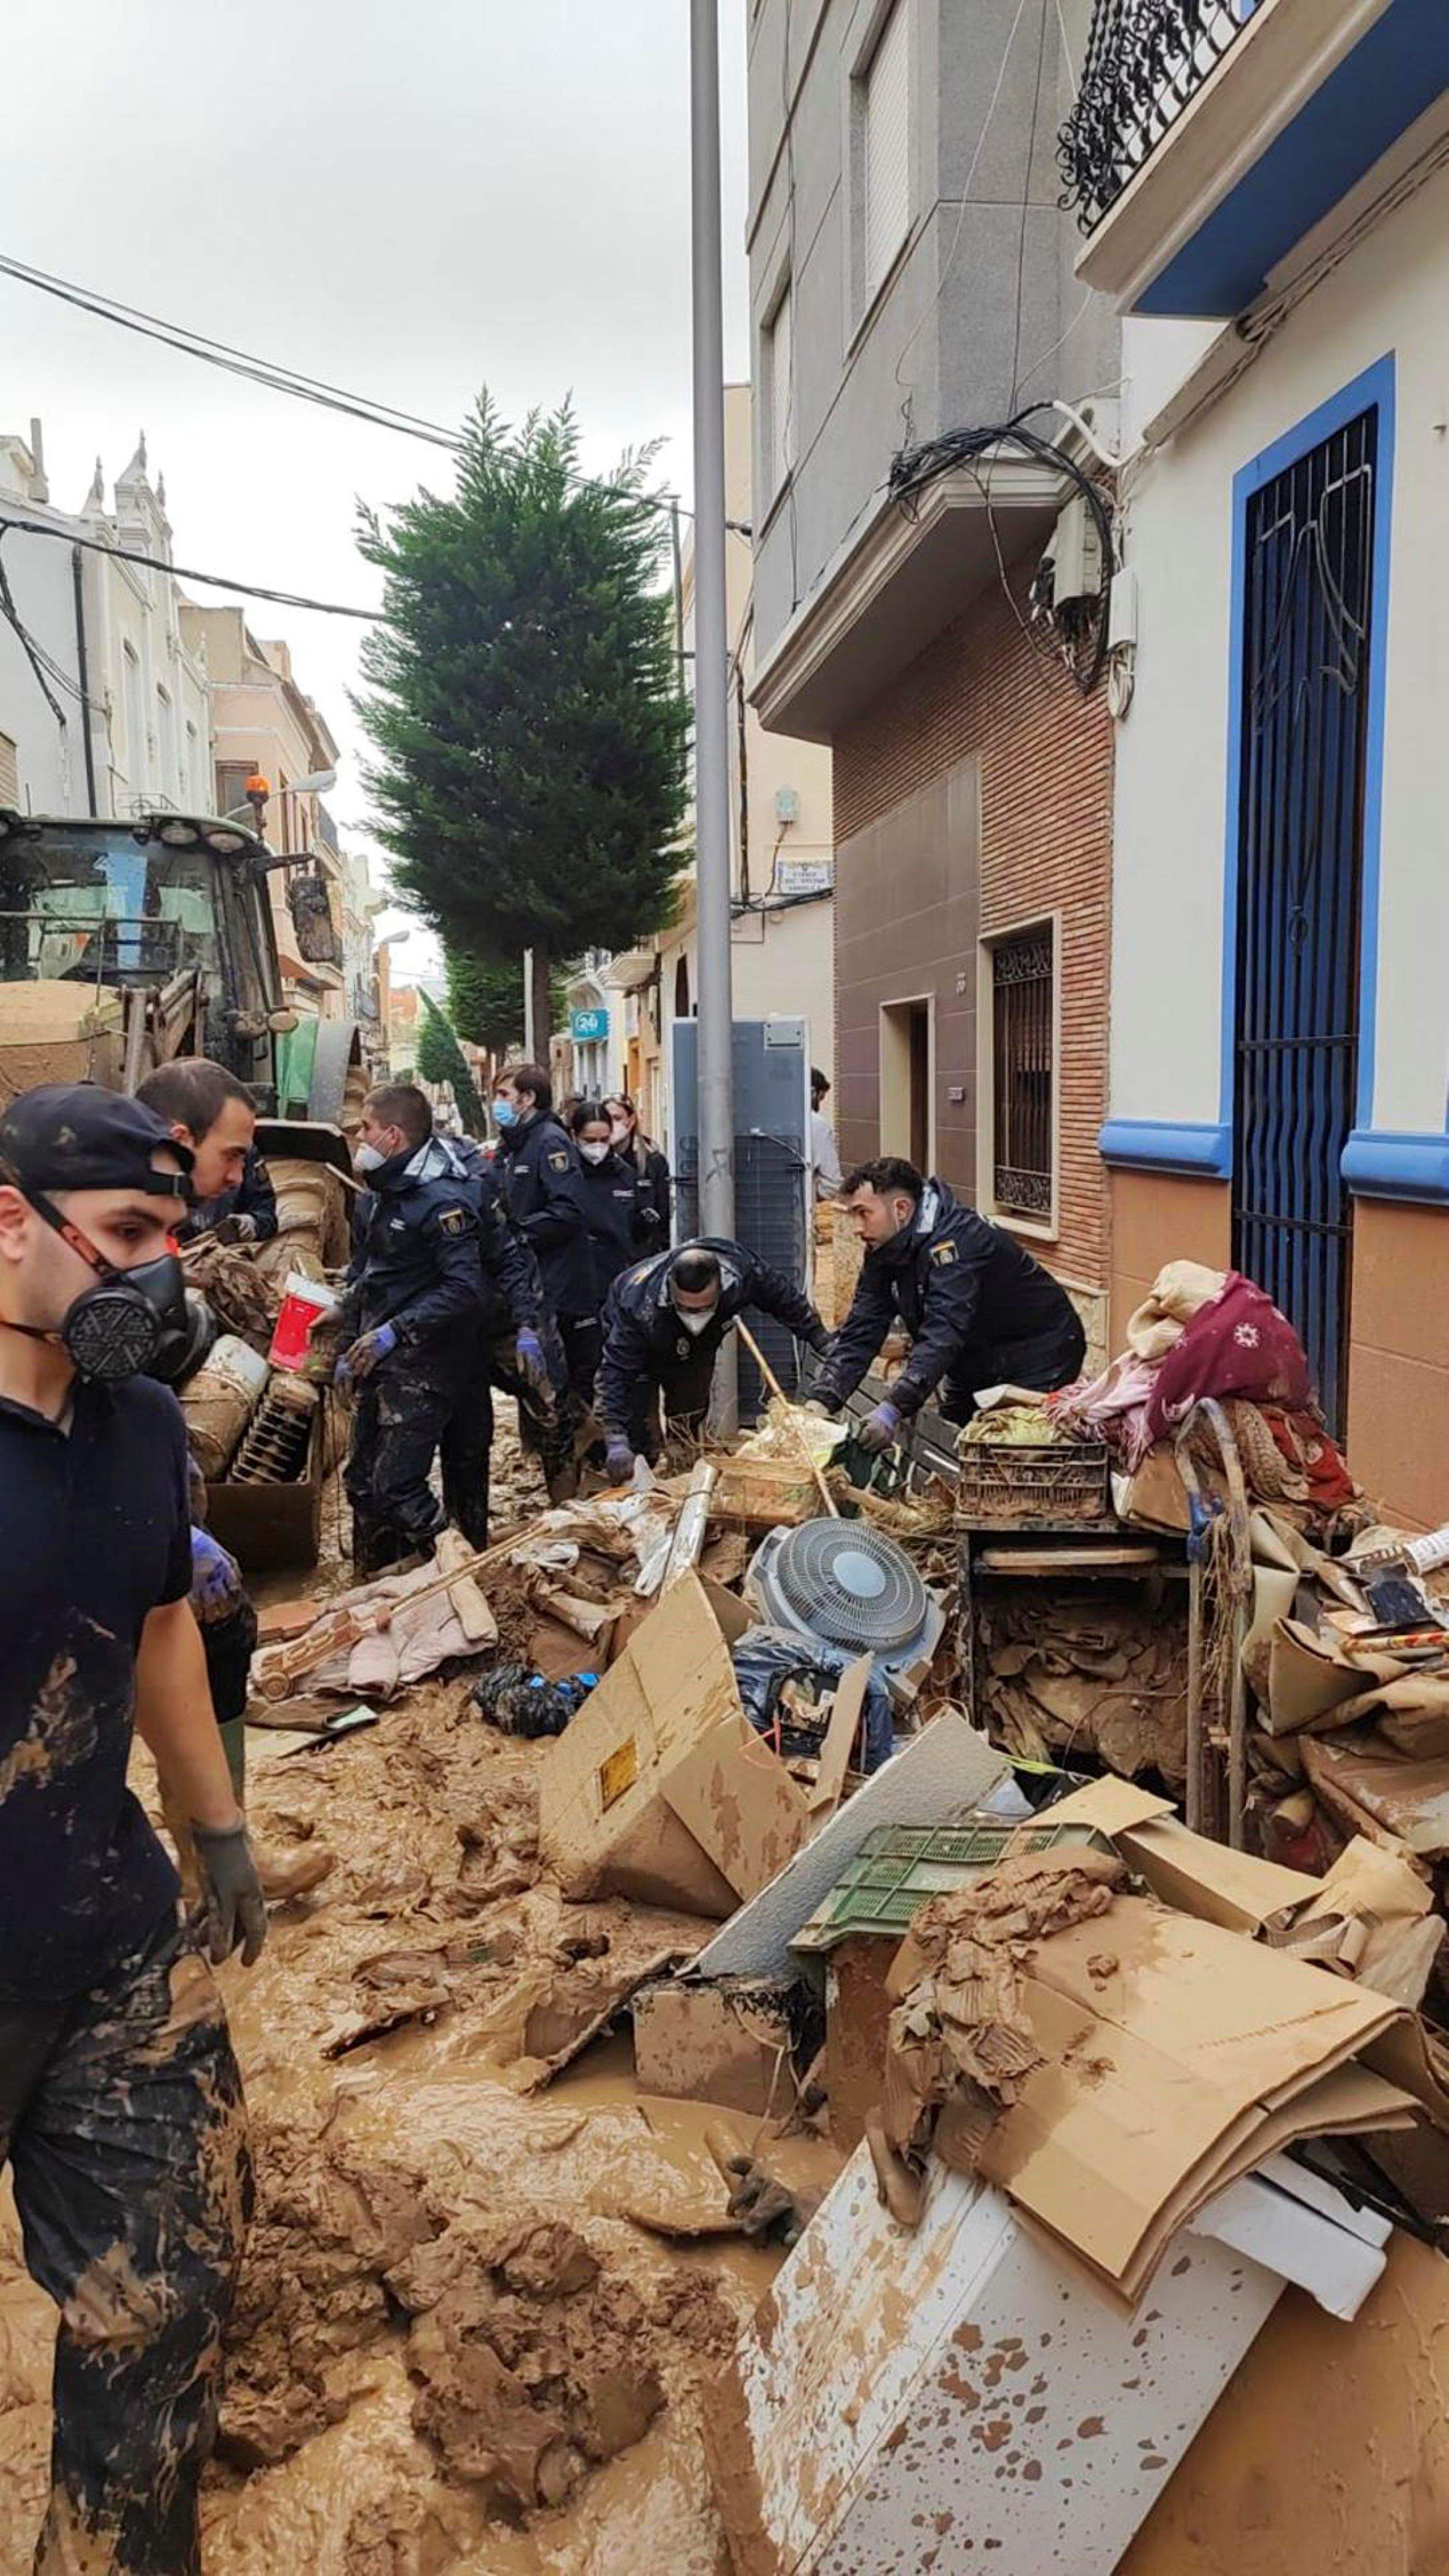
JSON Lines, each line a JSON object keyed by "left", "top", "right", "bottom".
{"left": 992, "top": 930, "right": 1054, "bottom": 1219}
{"left": 1057, "top": 0, "right": 1248, "bottom": 232}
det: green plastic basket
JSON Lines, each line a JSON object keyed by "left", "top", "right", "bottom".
{"left": 790, "top": 1818, "right": 1113, "bottom": 1953}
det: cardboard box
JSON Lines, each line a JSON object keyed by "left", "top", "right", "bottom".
{"left": 825, "top": 1934, "right": 900, "bottom": 2152}
{"left": 632, "top": 1976, "right": 803, "bottom": 2116}
{"left": 537, "top": 1573, "right": 812, "bottom": 1916}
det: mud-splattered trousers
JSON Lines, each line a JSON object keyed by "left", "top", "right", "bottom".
{"left": 345, "top": 1341, "right": 472, "bottom": 1574}
{"left": 0, "top": 1913, "right": 252, "bottom": 2575}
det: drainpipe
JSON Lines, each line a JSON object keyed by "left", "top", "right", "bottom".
{"left": 71, "top": 545, "right": 98, "bottom": 816}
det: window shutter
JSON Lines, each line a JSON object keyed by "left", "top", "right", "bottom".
{"left": 864, "top": 2, "right": 910, "bottom": 294}
{"left": 770, "top": 285, "right": 795, "bottom": 492}
{"left": 0, "top": 731, "right": 17, "bottom": 807}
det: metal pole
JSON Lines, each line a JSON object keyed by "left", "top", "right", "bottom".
{"left": 71, "top": 545, "right": 99, "bottom": 816}
{"left": 690, "top": 0, "right": 736, "bottom": 1424}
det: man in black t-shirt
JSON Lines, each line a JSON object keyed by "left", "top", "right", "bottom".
{"left": 0, "top": 1083, "right": 265, "bottom": 2576}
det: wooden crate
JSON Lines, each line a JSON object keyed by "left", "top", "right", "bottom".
{"left": 711, "top": 1454, "right": 820, "bottom": 1529}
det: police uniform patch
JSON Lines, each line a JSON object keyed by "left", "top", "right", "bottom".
{"left": 931, "top": 1242, "right": 959, "bottom": 1267}
{"left": 548, "top": 1151, "right": 569, "bottom": 1173}
{"left": 438, "top": 1206, "right": 468, "bottom": 1236}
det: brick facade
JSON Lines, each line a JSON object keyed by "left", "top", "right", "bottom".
{"left": 832, "top": 573, "right": 1114, "bottom": 1307}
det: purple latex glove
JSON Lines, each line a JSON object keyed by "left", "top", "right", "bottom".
{"left": 337, "top": 1322, "right": 397, "bottom": 1389}
{"left": 855, "top": 1400, "right": 901, "bottom": 1456}
{"left": 515, "top": 1326, "right": 550, "bottom": 1393}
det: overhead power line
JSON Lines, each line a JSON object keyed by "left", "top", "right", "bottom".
{"left": 0, "top": 249, "right": 718, "bottom": 527}
{"left": 0, "top": 512, "right": 381, "bottom": 621}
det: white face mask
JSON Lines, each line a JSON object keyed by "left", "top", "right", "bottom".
{"left": 355, "top": 1141, "right": 385, "bottom": 1174}
{"left": 580, "top": 1141, "right": 610, "bottom": 1166}
{"left": 609, "top": 1120, "right": 631, "bottom": 1147}
{"left": 675, "top": 1306, "right": 715, "bottom": 1337}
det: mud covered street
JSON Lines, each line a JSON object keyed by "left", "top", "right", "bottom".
{"left": 0, "top": 1425, "right": 838, "bottom": 2575}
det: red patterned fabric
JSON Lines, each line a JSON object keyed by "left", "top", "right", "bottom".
{"left": 1141, "top": 1273, "right": 1312, "bottom": 1450}
{"left": 1260, "top": 1405, "right": 1356, "bottom": 1512}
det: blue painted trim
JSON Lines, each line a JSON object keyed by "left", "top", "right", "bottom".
{"left": 1137, "top": 0, "right": 1449, "bottom": 317}
{"left": 1342, "top": 1130, "right": 1449, "bottom": 1205}
{"left": 1099, "top": 1119, "right": 1232, "bottom": 1178}
{"left": 1219, "top": 353, "right": 1396, "bottom": 1153}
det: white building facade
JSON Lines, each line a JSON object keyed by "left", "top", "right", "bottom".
{"left": 1057, "top": 0, "right": 1449, "bottom": 1524}
{"left": 0, "top": 425, "right": 210, "bottom": 820}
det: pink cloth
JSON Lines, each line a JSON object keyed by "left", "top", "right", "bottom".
{"left": 1048, "top": 1352, "right": 1160, "bottom": 1469}
{"left": 1141, "top": 1273, "right": 1312, "bottom": 1451}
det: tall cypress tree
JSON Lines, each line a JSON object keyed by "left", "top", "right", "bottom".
{"left": 414, "top": 994, "right": 486, "bottom": 1136}
{"left": 357, "top": 398, "right": 687, "bottom": 1043}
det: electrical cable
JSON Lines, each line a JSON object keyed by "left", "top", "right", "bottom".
{"left": 0, "top": 512, "right": 381, "bottom": 621}
{"left": 888, "top": 405, "right": 1115, "bottom": 693}
{"left": 0, "top": 248, "right": 697, "bottom": 527}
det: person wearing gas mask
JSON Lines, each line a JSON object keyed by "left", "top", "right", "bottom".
{"left": 596, "top": 1237, "right": 829, "bottom": 1481}
{"left": 333, "top": 1082, "right": 485, "bottom": 1573}
{"left": 811, "top": 1158, "right": 1086, "bottom": 1450}
{"left": 0, "top": 1082, "right": 262, "bottom": 2576}
{"left": 137, "top": 1057, "right": 278, "bottom": 1246}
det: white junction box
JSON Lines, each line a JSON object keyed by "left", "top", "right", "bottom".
{"left": 707, "top": 2147, "right": 1287, "bottom": 2576}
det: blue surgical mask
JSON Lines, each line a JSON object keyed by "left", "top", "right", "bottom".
{"left": 493, "top": 1100, "right": 518, "bottom": 1130}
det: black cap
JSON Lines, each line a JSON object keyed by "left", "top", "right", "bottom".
{"left": 0, "top": 1083, "right": 194, "bottom": 1199}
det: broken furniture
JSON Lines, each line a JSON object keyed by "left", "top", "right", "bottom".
{"left": 706, "top": 2148, "right": 1382, "bottom": 2576}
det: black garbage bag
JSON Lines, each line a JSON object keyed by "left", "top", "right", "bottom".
{"left": 731, "top": 1625, "right": 894, "bottom": 1771}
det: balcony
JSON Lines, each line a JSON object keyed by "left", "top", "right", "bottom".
{"left": 1060, "top": 0, "right": 1449, "bottom": 316}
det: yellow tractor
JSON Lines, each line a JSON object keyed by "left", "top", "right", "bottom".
{"left": 0, "top": 807, "right": 367, "bottom": 1124}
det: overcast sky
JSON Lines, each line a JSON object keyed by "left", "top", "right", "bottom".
{"left": 2, "top": 0, "right": 750, "bottom": 979}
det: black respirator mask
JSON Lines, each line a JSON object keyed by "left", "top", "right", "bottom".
{"left": 12, "top": 1188, "right": 190, "bottom": 1383}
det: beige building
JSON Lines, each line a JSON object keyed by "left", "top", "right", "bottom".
{"left": 601, "top": 383, "right": 835, "bottom": 1141}
{"left": 179, "top": 603, "right": 347, "bottom": 1023}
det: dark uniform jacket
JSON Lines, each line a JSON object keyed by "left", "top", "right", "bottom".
{"left": 494, "top": 1112, "right": 593, "bottom": 1319}
{"left": 816, "top": 1177, "right": 1084, "bottom": 1421}
{"left": 344, "top": 1138, "right": 483, "bottom": 1355}
{"left": 596, "top": 1236, "right": 828, "bottom": 1438}
{"left": 622, "top": 1133, "right": 671, "bottom": 1242}
{"left": 439, "top": 1137, "right": 545, "bottom": 1336}
{"left": 579, "top": 1149, "right": 651, "bottom": 1304}
{"left": 181, "top": 1144, "right": 278, "bottom": 1243}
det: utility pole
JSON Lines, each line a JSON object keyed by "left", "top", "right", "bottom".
{"left": 690, "top": 0, "right": 736, "bottom": 1424}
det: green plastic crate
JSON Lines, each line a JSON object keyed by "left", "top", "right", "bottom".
{"left": 790, "top": 1818, "right": 1113, "bottom": 1953}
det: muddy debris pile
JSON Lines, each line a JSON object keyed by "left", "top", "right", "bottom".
{"left": 392, "top": 2216, "right": 664, "bottom": 2511}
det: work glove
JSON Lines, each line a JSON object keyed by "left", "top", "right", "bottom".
{"left": 191, "top": 1818, "right": 268, "bottom": 1967}
{"left": 855, "top": 1400, "right": 901, "bottom": 1457}
{"left": 190, "top": 1525, "right": 242, "bottom": 1621}
{"left": 212, "top": 1213, "right": 259, "bottom": 1247}
{"left": 723, "top": 2155, "right": 821, "bottom": 2249}
{"left": 515, "top": 1326, "right": 551, "bottom": 1395}
{"left": 337, "top": 1322, "right": 397, "bottom": 1389}
{"left": 604, "top": 1436, "right": 637, "bottom": 1485}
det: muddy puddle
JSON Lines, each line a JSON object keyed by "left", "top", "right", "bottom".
{"left": 0, "top": 1433, "right": 840, "bottom": 2573}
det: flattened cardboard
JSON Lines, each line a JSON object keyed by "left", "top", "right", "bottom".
{"left": 537, "top": 1571, "right": 805, "bottom": 1917}
{"left": 1304, "top": 1733, "right": 1449, "bottom": 1857}
{"left": 1043, "top": 1777, "right": 1323, "bottom": 1934}
{"left": 975, "top": 1897, "right": 1403, "bottom": 2299}
{"left": 807, "top": 1656, "right": 873, "bottom": 1816}
{"left": 632, "top": 1977, "right": 796, "bottom": 2116}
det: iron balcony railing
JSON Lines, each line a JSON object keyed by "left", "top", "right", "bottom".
{"left": 1058, "top": 0, "right": 1250, "bottom": 232}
